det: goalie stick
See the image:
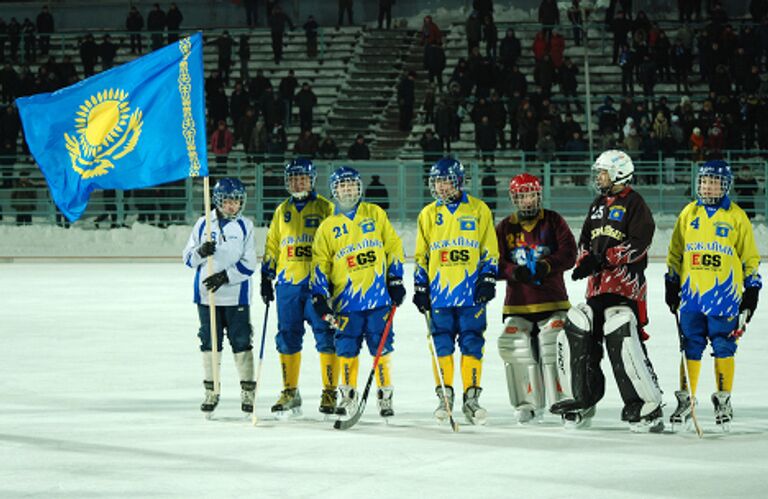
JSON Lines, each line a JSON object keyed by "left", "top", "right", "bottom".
{"left": 425, "top": 311, "right": 459, "bottom": 432}
{"left": 334, "top": 306, "right": 397, "bottom": 430}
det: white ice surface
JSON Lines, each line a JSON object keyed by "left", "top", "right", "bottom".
{"left": 1, "top": 262, "right": 767, "bottom": 498}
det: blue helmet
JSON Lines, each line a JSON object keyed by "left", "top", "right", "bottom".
{"left": 284, "top": 158, "right": 317, "bottom": 199}
{"left": 429, "top": 157, "right": 464, "bottom": 202}
{"left": 696, "top": 160, "right": 732, "bottom": 205}
{"left": 213, "top": 177, "right": 247, "bottom": 218}
{"left": 329, "top": 166, "right": 362, "bottom": 209}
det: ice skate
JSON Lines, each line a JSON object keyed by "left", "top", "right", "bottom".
{"left": 669, "top": 390, "right": 694, "bottom": 432}
{"left": 201, "top": 380, "right": 219, "bottom": 418}
{"left": 434, "top": 385, "right": 455, "bottom": 422}
{"left": 515, "top": 405, "right": 543, "bottom": 424}
{"left": 271, "top": 388, "right": 302, "bottom": 418}
{"left": 712, "top": 391, "right": 733, "bottom": 432}
{"left": 377, "top": 386, "right": 394, "bottom": 418}
{"left": 319, "top": 389, "right": 337, "bottom": 416}
{"left": 561, "top": 405, "right": 595, "bottom": 430}
{"left": 462, "top": 387, "right": 487, "bottom": 425}
{"left": 335, "top": 385, "right": 358, "bottom": 419}
{"left": 629, "top": 405, "right": 664, "bottom": 434}
{"left": 240, "top": 381, "right": 256, "bottom": 414}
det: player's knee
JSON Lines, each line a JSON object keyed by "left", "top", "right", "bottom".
{"left": 459, "top": 332, "right": 484, "bottom": 359}
{"left": 433, "top": 333, "right": 456, "bottom": 357}
{"left": 565, "top": 303, "right": 594, "bottom": 339}
{"left": 538, "top": 311, "right": 566, "bottom": 365}
{"left": 276, "top": 333, "right": 303, "bottom": 355}
{"left": 711, "top": 336, "right": 737, "bottom": 358}
{"left": 498, "top": 316, "right": 536, "bottom": 365}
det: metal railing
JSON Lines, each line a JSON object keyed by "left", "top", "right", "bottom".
{"left": 1, "top": 152, "right": 765, "bottom": 227}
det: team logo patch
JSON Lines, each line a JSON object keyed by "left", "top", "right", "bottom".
{"left": 459, "top": 217, "right": 476, "bottom": 231}
{"left": 608, "top": 205, "right": 626, "bottom": 221}
{"left": 360, "top": 218, "right": 375, "bottom": 233}
{"left": 714, "top": 222, "right": 732, "bottom": 238}
{"left": 304, "top": 216, "right": 320, "bottom": 228}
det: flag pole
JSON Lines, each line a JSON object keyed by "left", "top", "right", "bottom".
{"left": 203, "top": 176, "right": 221, "bottom": 395}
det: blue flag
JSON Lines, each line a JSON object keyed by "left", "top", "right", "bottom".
{"left": 16, "top": 32, "right": 208, "bottom": 222}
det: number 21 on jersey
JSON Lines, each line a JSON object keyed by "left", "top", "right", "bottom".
{"left": 333, "top": 224, "right": 349, "bottom": 238}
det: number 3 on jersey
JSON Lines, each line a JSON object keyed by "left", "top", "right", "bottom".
{"left": 333, "top": 224, "right": 349, "bottom": 238}
{"left": 436, "top": 213, "right": 443, "bottom": 225}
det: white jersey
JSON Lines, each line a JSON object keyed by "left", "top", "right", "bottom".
{"left": 183, "top": 211, "right": 257, "bottom": 306}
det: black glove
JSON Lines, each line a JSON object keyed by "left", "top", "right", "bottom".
{"left": 260, "top": 275, "right": 274, "bottom": 304}
{"left": 513, "top": 265, "right": 533, "bottom": 283}
{"left": 665, "top": 277, "right": 681, "bottom": 314}
{"left": 475, "top": 273, "right": 496, "bottom": 304}
{"left": 387, "top": 277, "right": 406, "bottom": 306}
{"left": 571, "top": 253, "right": 602, "bottom": 281}
{"left": 203, "top": 270, "right": 229, "bottom": 292}
{"left": 197, "top": 241, "right": 216, "bottom": 258}
{"left": 413, "top": 284, "right": 430, "bottom": 314}
{"left": 534, "top": 261, "right": 550, "bottom": 278}
{"left": 740, "top": 287, "right": 760, "bottom": 323}
{"left": 312, "top": 294, "right": 337, "bottom": 327}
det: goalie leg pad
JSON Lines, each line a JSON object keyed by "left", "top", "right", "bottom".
{"left": 498, "top": 316, "right": 544, "bottom": 411}
{"left": 604, "top": 306, "right": 663, "bottom": 421}
{"left": 552, "top": 304, "right": 605, "bottom": 413}
{"left": 538, "top": 311, "right": 567, "bottom": 409}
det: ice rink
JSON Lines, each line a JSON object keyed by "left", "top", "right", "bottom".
{"left": 2, "top": 262, "right": 767, "bottom": 498}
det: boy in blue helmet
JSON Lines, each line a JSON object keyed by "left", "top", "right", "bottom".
{"left": 310, "top": 166, "right": 405, "bottom": 420}
{"left": 261, "top": 159, "right": 337, "bottom": 417}
{"left": 666, "top": 159, "right": 762, "bottom": 432}
{"left": 413, "top": 157, "right": 499, "bottom": 425}
{"left": 182, "top": 177, "right": 258, "bottom": 416}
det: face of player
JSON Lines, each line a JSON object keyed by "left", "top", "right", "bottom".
{"left": 699, "top": 175, "right": 723, "bottom": 199}
{"left": 514, "top": 191, "right": 540, "bottom": 213}
{"left": 335, "top": 180, "right": 360, "bottom": 208}
{"left": 288, "top": 174, "right": 311, "bottom": 197}
{"left": 220, "top": 198, "right": 241, "bottom": 217}
{"left": 595, "top": 169, "right": 612, "bottom": 191}
{"left": 434, "top": 178, "right": 459, "bottom": 201}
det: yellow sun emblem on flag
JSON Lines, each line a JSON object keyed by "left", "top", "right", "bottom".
{"left": 63, "top": 88, "right": 144, "bottom": 179}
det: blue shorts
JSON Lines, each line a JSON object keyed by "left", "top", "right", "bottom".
{"left": 197, "top": 304, "right": 253, "bottom": 353}
{"left": 679, "top": 312, "right": 738, "bottom": 360}
{"left": 275, "top": 284, "right": 334, "bottom": 355}
{"left": 335, "top": 306, "right": 395, "bottom": 358}
{"left": 430, "top": 305, "right": 487, "bottom": 359}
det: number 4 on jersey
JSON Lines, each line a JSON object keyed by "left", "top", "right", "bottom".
{"left": 690, "top": 217, "right": 700, "bottom": 230}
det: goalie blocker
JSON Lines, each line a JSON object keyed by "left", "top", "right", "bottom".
{"left": 552, "top": 303, "right": 663, "bottom": 428}
{"left": 498, "top": 313, "right": 567, "bottom": 421}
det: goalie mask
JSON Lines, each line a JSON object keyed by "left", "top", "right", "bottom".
{"left": 509, "top": 173, "right": 542, "bottom": 219}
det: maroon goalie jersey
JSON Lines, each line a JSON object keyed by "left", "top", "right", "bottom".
{"left": 496, "top": 209, "right": 577, "bottom": 315}
{"left": 577, "top": 186, "right": 654, "bottom": 307}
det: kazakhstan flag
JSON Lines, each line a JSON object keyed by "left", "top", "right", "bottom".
{"left": 16, "top": 32, "right": 208, "bottom": 222}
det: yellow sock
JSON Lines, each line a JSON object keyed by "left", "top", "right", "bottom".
{"left": 461, "top": 355, "right": 483, "bottom": 391}
{"left": 376, "top": 354, "right": 392, "bottom": 387}
{"left": 339, "top": 356, "right": 360, "bottom": 389}
{"left": 686, "top": 358, "right": 702, "bottom": 396}
{"left": 714, "top": 356, "right": 735, "bottom": 392}
{"left": 279, "top": 352, "right": 301, "bottom": 389}
{"left": 319, "top": 352, "right": 338, "bottom": 390}
{"left": 433, "top": 355, "right": 454, "bottom": 388}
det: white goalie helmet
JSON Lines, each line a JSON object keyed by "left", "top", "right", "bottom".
{"left": 592, "top": 149, "right": 634, "bottom": 193}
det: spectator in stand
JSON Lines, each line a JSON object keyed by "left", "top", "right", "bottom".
{"left": 338, "top": 0, "right": 354, "bottom": 27}
{"left": 262, "top": 89, "right": 284, "bottom": 130}
{"left": 654, "top": 30, "right": 671, "bottom": 82}
{"left": 597, "top": 96, "right": 618, "bottom": 134}
{"left": 563, "top": 130, "right": 588, "bottom": 166}
{"left": 532, "top": 29, "right": 548, "bottom": 62}
{"left": 318, "top": 134, "right": 339, "bottom": 159}
{"left": 266, "top": 122, "right": 287, "bottom": 164}
{"left": 534, "top": 54, "right": 555, "bottom": 99}
{"left": 36, "top": 5, "right": 54, "bottom": 57}
{"left": 434, "top": 98, "right": 455, "bottom": 153}
{"left": 397, "top": 70, "right": 416, "bottom": 131}
{"left": 422, "top": 84, "right": 436, "bottom": 124}
{"left": 483, "top": 15, "right": 498, "bottom": 59}
{"left": 244, "top": 0, "right": 259, "bottom": 28}
{"left": 669, "top": 114, "right": 685, "bottom": 157}
{"left": 734, "top": 164, "right": 759, "bottom": 219}
{"left": 303, "top": 15, "right": 319, "bottom": 58}
{"left": 147, "top": 3, "right": 166, "bottom": 51}
{"left": 248, "top": 69, "right": 271, "bottom": 110}
{"left": 238, "top": 34, "right": 250, "bottom": 81}
{"left": 293, "top": 130, "right": 319, "bottom": 158}
{"left": 424, "top": 41, "right": 446, "bottom": 91}
{"left": 689, "top": 126, "right": 704, "bottom": 161}
{"left": 166, "top": 3, "right": 183, "bottom": 44}
{"left": 538, "top": 0, "right": 560, "bottom": 43}
{"left": 1, "top": 64, "right": 20, "bottom": 103}
{"left": 22, "top": 18, "right": 36, "bottom": 63}
{"left": 126, "top": 6, "right": 144, "bottom": 54}
{"left": 488, "top": 91, "right": 507, "bottom": 150}
{"left": 348, "top": 134, "right": 370, "bottom": 160}
{"left": 215, "top": 30, "right": 234, "bottom": 85}
{"left": 235, "top": 106, "right": 257, "bottom": 152}
{"left": 378, "top": 0, "right": 394, "bottom": 30}
{"left": 671, "top": 39, "right": 690, "bottom": 93}
{"left": 466, "top": 12, "right": 482, "bottom": 57}
{"left": 559, "top": 57, "right": 579, "bottom": 112}
{"left": 100, "top": 34, "right": 117, "bottom": 72}
{"left": 475, "top": 115, "right": 497, "bottom": 165}
{"left": 7, "top": 18, "right": 20, "bottom": 63}
{"left": 421, "top": 16, "right": 442, "bottom": 47}
{"left": 536, "top": 131, "right": 556, "bottom": 167}
{"left": 568, "top": 0, "right": 584, "bottom": 47}
{"left": 269, "top": 5, "right": 294, "bottom": 64}
{"left": 709, "top": 64, "right": 731, "bottom": 98}
{"left": 279, "top": 69, "right": 298, "bottom": 126}
{"left": 229, "top": 82, "right": 250, "bottom": 128}
{"left": 208, "top": 85, "right": 229, "bottom": 130}
{"left": 499, "top": 28, "right": 521, "bottom": 71}
{"left": 707, "top": 120, "right": 725, "bottom": 156}
{"left": 295, "top": 82, "right": 317, "bottom": 132}
{"left": 420, "top": 128, "right": 443, "bottom": 173}
{"left": 610, "top": 10, "right": 631, "bottom": 64}
{"left": 79, "top": 34, "right": 98, "bottom": 78}
{"left": 364, "top": 174, "right": 390, "bottom": 210}
{"left": 210, "top": 120, "right": 234, "bottom": 171}
{"left": 519, "top": 107, "right": 539, "bottom": 152}
{"left": 639, "top": 54, "right": 656, "bottom": 97}
{"left": 506, "top": 64, "right": 527, "bottom": 97}
{"left": 248, "top": 117, "right": 268, "bottom": 162}
{"left": 549, "top": 31, "right": 565, "bottom": 68}
{"left": 731, "top": 46, "right": 753, "bottom": 94}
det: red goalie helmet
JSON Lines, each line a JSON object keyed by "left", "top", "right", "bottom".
{"left": 508, "top": 173, "right": 542, "bottom": 218}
